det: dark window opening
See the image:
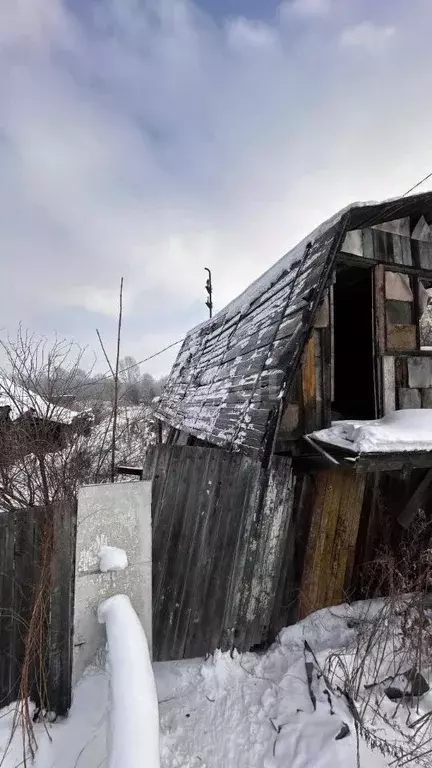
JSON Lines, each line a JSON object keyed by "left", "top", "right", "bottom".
{"left": 333, "top": 265, "right": 376, "bottom": 420}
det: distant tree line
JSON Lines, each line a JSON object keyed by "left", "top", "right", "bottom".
{"left": 21, "top": 355, "right": 167, "bottom": 408}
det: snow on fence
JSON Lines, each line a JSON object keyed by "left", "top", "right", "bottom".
{"left": 98, "top": 594, "right": 160, "bottom": 768}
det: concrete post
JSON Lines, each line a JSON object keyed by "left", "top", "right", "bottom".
{"left": 72, "top": 482, "right": 152, "bottom": 687}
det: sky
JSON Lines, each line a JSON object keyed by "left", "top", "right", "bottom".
{"left": 1, "top": 0, "right": 432, "bottom": 376}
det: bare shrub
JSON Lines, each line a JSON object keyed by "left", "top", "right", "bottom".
{"left": 0, "top": 329, "right": 160, "bottom": 763}
{"left": 322, "top": 513, "right": 432, "bottom": 767}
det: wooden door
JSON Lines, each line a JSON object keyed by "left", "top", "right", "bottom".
{"left": 299, "top": 468, "right": 366, "bottom": 618}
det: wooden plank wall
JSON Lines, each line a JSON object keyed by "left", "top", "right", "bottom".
{"left": 378, "top": 255, "right": 432, "bottom": 409}
{"left": 0, "top": 503, "right": 76, "bottom": 714}
{"left": 382, "top": 355, "right": 432, "bottom": 413}
{"left": 279, "top": 290, "right": 332, "bottom": 439}
{"left": 143, "top": 444, "right": 295, "bottom": 660}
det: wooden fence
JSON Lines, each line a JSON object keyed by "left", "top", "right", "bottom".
{"left": 0, "top": 502, "right": 76, "bottom": 715}
{"left": 143, "top": 444, "right": 295, "bottom": 661}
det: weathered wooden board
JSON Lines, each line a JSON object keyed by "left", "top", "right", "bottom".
{"left": 421, "top": 388, "right": 432, "bottom": 408}
{"left": 374, "top": 264, "right": 386, "bottom": 356}
{"left": 280, "top": 403, "right": 300, "bottom": 433}
{"left": 301, "top": 334, "right": 317, "bottom": 434}
{"left": 386, "top": 301, "right": 413, "bottom": 325}
{"left": 299, "top": 469, "right": 366, "bottom": 619}
{"left": 408, "top": 356, "right": 432, "bottom": 388}
{"left": 314, "top": 294, "right": 330, "bottom": 328}
{"left": 382, "top": 356, "right": 396, "bottom": 415}
{"left": 387, "top": 324, "right": 417, "bottom": 351}
{"left": 144, "top": 444, "right": 295, "bottom": 660}
{"left": 413, "top": 240, "right": 432, "bottom": 270}
{"left": 341, "top": 229, "right": 363, "bottom": 257}
{"left": 375, "top": 218, "right": 410, "bottom": 237}
{"left": 0, "top": 503, "right": 76, "bottom": 714}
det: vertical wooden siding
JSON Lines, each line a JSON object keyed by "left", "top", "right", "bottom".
{"left": 0, "top": 503, "right": 76, "bottom": 715}
{"left": 299, "top": 468, "right": 366, "bottom": 619}
{"left": 143, "top": 445, "right": 295, "bottom": 660}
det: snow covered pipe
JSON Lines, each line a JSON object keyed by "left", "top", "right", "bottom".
{"left": 98, "top": 594, "right": 160, "bottom": 768}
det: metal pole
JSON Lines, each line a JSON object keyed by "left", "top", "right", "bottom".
{"left": 205, "top": 267, "right": 213, "bottom": 318}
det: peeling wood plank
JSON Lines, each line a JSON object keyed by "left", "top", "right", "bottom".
{"left": 374, "top": 265, "right": 386, "bottom": 355}
{"left": 301, "top": 334, "right": 317, "bottom": 434}
{"left": 314, "top": 294, "right": 330, "bottom": 328}
{"left": 395, "top": 357, "right": 408, "bottom": 389}
{"left": 280, "top": 403, "right": 300, "bottom": 434}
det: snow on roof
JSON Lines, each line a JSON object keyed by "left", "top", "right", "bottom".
{"left": 191, "top": 190, "right": 432, "bottom": 335}
{"left": 312, "top": 410, "right": 432, "bottom": 455}
{"left": 0, "top": 377, "right": 83, "bottom": 424}
{"left": 157, "top": 190, "right": 432, "bottom": 453}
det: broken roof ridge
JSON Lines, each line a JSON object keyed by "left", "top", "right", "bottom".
{"left": 190, "top": 189, "right": 432, "bottom": 337}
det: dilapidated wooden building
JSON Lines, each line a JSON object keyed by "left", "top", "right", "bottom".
{"left": 149, "top": 190, "right": 432, "bottom": 660}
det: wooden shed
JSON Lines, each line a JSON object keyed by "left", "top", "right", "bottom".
{"left": 150, "top": 190, "right": 432, "bottom": 660}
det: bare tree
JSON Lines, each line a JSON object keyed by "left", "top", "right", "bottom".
{"left": 0, "top": 328, "right": 162, "bottom": 764}
{"left": 0, "top": 329, "right": 99, "bottom": 511}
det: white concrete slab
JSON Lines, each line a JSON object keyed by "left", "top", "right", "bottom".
{"left": 73, "top": 482, "right": 152, "bottom": 686}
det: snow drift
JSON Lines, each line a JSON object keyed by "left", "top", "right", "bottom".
{"left": 313, "top": 409, "right": 432, "bottom": 454}
{"left": 98, "top": 594, "right": 160, "bottom": 768}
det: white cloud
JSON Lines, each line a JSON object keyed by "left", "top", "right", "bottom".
{"left": 227, "top": 18, "right": 280, "bottom": 50}
{"left": 281, "top": 0, "right": 334, "bottom": 19}
{"left": 0, "top": 0, "right": 431, "bottom": 374}
{"left": 339, "top": 21, "right": 396, "bottom": 50}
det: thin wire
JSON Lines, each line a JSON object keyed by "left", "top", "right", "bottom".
{"left": 353, "top": 174, "right": 432, "bottom": 232}
{"left": 403, "top": 172, "right": 432, "bottom": 197}
{"left": 80, "top": 173, "right": 432, "bottom": 393}
{"left": 83, "top": 337, "right": 185, "bottom": 389}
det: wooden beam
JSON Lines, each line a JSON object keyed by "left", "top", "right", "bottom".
{"left": 301, "top": 334, "right": 317, "bottom": 433}
{"left": 382, "top": 356, "right": 395, "bottom": 415}
{"left": 116, "top": 465, "right": 144, "bottom": 479}
{"left": 304, "top": 435, "right": 340, "bottom": 466}
{"left": 374, "top": 264, "right": 386, "bottom": 356}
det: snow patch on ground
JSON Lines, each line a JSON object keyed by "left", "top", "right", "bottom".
{"left": 0, "top": 604, "right": 427, "bottom": 768}
{"left": 98, "top": 594, "right": 159, "bottom": 768}
{"left": 313, "top": 409, "right": 432, "bottom": 454}
{"left": 98, "top": 546, "right": 128, "bottom": 572}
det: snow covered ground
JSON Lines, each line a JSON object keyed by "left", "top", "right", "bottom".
{"left": 1, "top": 605, "right": 430, "bottom": 768}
